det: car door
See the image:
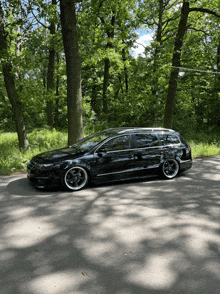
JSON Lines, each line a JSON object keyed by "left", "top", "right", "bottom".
{"left": 131, "top": 132, "right": 162, "bottom": 176}
{"left": 92, "top": 134, "right": 134, "bottom": 181}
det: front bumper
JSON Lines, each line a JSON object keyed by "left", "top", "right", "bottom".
{"left": 27, "top": 171, "right": 60, "bottom": 189}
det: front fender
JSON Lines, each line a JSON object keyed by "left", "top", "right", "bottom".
{"left": 61, "top": 160, "right": 92, "bottom": 179}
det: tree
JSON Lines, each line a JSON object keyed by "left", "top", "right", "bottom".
{"left": 163, "top": 0, "right": 190, "bottom": 128}
{"left": 164, "top": 0, "right": 220, "bottom": 128}
{"left": 77, "top": 0, "right": 136, "bottom": 115}
{"left": 0, "top": 1, "right": 29, "bottom": 150}
{"left": 137, "top": 0, "right": 180, "bottom": 97}
{"left": 2, "top": 0, "right": 220, "bottom": 136}
{"left": 60, "top": 0, "right": 83, "bottom": 145}
{"left": 29, "top": 0, "right": 60, "bottom": 127}
{"left": 46, "top": 0, "right": 57, "bottom": 126}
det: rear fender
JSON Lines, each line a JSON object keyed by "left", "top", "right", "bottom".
{"left": 162, "top": 148, "right": 183, "bottom": 163}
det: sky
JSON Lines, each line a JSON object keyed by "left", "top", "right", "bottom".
{"left": 132, "top": 30, "right": 154, "bottom": 57}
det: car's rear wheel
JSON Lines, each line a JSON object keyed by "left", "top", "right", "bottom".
{"left": 63, "top": 166, "right": 88, "bottom": 191}
{"left": 162, "top": 158, "right": 179, "bottom": 179}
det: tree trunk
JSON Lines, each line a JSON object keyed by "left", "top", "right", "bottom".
{"left": 0, "top": 1, "right": 29, "bottom": 150}
{"left": 215, "top": 39, "right": 220, "bottom": 126}
{"left": 46, "top": 50, "right": 55, "bottom": 126}
{"left": 151, "top": 0, "right": 163, "bottom": 96}
{"left": 91, "top": 78, "right": 100, "bottom": 114}
{"left": 60, "top": 0, "right": 83, "bottom": 145}
{"left": 122, "top": 45, "right": 128, "bottom": 93}
{"left": 101, "top": 14, "right": 115, "bottom": 114}
{"left": 163, "top": 0, "right": 190, "bottom": 128}
{"left": 102, "top": 57, "right": 110, "bottom": 113}
{"left": 54, "top": 52, "right": 61, "bottom": 126}
{"left": 46, "top": 0, "right": 56, "bottom": 127}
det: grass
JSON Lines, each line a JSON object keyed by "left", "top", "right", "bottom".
{"left": 0, "top": 128, "right": 220, "bottom": 175}
{"left": 0, "top": 129, "right": 68, "bottom": 175}
{"left": 184, "top": 130, "right": 220, "bottom": 159}
{"left": 190, "top": 142, "right": 220, "bottom": 159}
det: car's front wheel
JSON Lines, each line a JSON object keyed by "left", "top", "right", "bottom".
{"left": 62, "top": 166, "right": 88, "bottom": 191}
{"left": 162, "top": 158, "right": 179, "bottom": 179}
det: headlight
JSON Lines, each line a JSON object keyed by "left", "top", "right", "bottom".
{"left": 53, "top": 163, "right": 62, "bottom": 169}
{"left": 37, "top": 164, "right": 54, "bottom": 171}
{"left": 36, "top": 163, "right": 63, "bottom": 171}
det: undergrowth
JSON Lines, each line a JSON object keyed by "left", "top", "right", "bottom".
{"left": 0, "top": 129, "right": 67, "bottom": 175}
{"left": 184, "top": 130, "right": 220, "bottom": 159}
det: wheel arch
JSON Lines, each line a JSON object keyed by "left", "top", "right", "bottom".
{"left": 61, "top": 163, "right": 92, "bottom": 191}
{"left": 62, "top": 160, "right": 92, "bottom": 178}
{"left": 161, "top": 157, "right": 180, "bottom": 179}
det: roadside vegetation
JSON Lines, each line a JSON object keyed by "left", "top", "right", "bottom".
{"left": 0, "top": 129, "right": 67, "bottom": 175}
{"left": 0, "top": 128, "right": 220, "bottom": 176}
{"left": 181, "top": 130, "right": 220, "bottom": 159}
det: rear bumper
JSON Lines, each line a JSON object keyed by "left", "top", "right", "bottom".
{"left": 179, "top": 159, "right": 192, "bottom": 172}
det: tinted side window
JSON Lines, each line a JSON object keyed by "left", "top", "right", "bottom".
{"left": 135, "top": 133, "right": 159, "bottom": 148}
{"left": 102, "top": 135, "right": 131, "bottom": 152}
{"left": 158, "top": 134, "right": 180, "bottom": 146}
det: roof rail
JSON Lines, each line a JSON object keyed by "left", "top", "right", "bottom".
{"left": 119, "top": 127, "right": 175, "bottom": 132}
{"left": 150, "top": 128, "right": 175, "bottom": 132}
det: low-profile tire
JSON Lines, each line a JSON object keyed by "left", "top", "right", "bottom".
{"left": 162, "top": 158, "right": 179, "bottom": 179}
{"left": 62, "top": 166, "right": 88, "bottom": 191}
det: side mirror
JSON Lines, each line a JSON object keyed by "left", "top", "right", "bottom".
{"left": 97, "top": 147, "right": 106, "bottom": 156}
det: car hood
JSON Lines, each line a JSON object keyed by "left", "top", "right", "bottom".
{"left": 32, "top": 147, "right": 84, "bottom": 164}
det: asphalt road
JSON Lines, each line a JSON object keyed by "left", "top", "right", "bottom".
{"left": 0, "top": 157, "right": 220, "bottom": 294}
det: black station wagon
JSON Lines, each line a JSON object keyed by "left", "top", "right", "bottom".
{"left": 27, "top": 127, "right": 192, "bottom": 191}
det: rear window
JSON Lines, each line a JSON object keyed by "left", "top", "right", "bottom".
{"left": 158, "top": 134, "right": 180, "bottom": 146}
{"left": 179, "top": 135, "right": 189, "bottom": 146}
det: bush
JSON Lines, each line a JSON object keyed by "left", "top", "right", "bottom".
{"left": 0, "top": 129, "right": 67, "bottom": 175}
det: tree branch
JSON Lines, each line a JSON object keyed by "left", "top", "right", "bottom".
{"left": 187, "top": 25, "right": 210, "bottom": 37}
{"left": 190, "top": 7, "right": 220, "bottom": 18}
{"left": 31, "top": 10, "right": 49, "bottom": 29}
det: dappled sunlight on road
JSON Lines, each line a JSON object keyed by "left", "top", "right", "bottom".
{"left": 126, "top": 251, "right": 185, "bottom": 290}
{"left": 3, "top": 217, "right": 61, "bottom": 248}
{"left": 0, "top": 157, "right": 220, "bottom": 293}
{"left": 73, "top": 190, "right": 220, "bottom": 291}
{"left": 21, "top": 270, "right": 103, "bottom": 294}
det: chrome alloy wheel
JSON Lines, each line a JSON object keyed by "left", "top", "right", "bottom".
{"left": 162, "top": 159, "right": 179, "bottom": 179}
{"left": 63, "top": 166, "right": 88, "bottom": 191}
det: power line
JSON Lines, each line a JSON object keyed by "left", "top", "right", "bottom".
{"left": 155, "top": 64, "right": 220, "bottom": 75}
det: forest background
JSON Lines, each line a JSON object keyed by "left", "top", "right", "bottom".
{"left": 0, "top": 0, "right": 220, "bottom": 174}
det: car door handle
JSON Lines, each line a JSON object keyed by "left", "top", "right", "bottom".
{"left": 134, "top": 153, "right": 142, "bottom": 159}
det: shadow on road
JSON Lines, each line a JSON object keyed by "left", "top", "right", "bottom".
{"left": 0, "top": 157, "right": 220, "bottom": 294}
{"left": 7, "top": 177, "right": 63, "bottom": 197}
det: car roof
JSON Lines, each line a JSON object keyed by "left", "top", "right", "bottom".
{"left": 101, "top": 127, "right": 176, "bottom": 135}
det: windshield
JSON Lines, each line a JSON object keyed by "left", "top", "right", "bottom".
{"left": 71, "top": 133, "right": 110, "bottom": 152}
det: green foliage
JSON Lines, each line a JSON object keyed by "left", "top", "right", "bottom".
{"left": 182, "top": 129, "right": 220, "bottom": 159}
{"left": 190, "top": 142, "right": 220, "bottom": 159}
{"left": 0, "top": 129, "right": 67, "bottom": 175}
{"left": 1, "top": 0, "right": 220, "bottom": 143}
